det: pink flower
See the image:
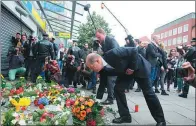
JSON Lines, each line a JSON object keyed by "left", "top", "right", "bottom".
{"left": 100, "top": 108, "right": 104, "bottom": 117}
{"left": 87, "top": 120, "right": 96, "bottom": 126}
{"left": 67, "top": 88, "right": 75, "bottom": 93}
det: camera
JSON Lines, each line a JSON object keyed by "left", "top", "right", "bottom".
{"left": 176, "top": 68, "right": 188, "bottom": 78}
{"left": 80, "top": 59, "right": 85, "bottom": 71}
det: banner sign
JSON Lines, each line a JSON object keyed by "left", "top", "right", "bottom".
{"left": 42, "top": 1, "right": 64, "bottom": 12}
{"left": 55, "top": 32, "right": 70, "bottom": 38}
{"left": 21, "top": 0, "right": 46, "bottom": 31}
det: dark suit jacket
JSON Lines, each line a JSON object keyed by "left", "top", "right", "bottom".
{"left": 146, "top": 43, "right": 162, "bottom": 67}
{"left": 101, "top": 36, "right": 120, "bottom": 54}
{"left": 23, "top": 41, "right": 36, "bottom": 59}
{"left": 103, "top": 47, "right": 151, "bottom": 78}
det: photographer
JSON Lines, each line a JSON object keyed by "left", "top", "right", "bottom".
{"left": 44, "top": 56, "right": 61, "bottom": 84}
{"left": 181, "top": 62, "right": 196, "bottom": 88}
{"left": 8, "top": 47, "right": 26, "bottom": 81}
{"left": 64, "top": 54, "right": 78, "bottom": 88}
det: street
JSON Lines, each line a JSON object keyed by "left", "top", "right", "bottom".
{"left": 85, "top": 84, "right": 196, "bottom": 125}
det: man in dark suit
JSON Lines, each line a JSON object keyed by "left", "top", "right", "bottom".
{"left": 146, "top": 35, "right": 162, "bottom": 93}
{"left": 95, "top": 28, "right": 119, "bottom": 105}
{"left": 23, "top": 35, "right": 36, "bottom": 81}
{"left": 86, "top": 47, "right": 166, "bottom": 126}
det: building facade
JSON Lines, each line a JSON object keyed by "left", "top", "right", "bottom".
{"left": 152, "top": 12, "right": 195, "bottom": 51}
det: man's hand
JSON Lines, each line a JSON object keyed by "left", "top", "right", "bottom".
{"left": 77, "top": 66, "right": 81, "bottom": 71}
{"left": 182, "top": 62, "right": 195, "bottom": 82}
{"left": 126, "top": 68, "right": 134, "bottom": 75}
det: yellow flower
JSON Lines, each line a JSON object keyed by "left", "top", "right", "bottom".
{"left": 87, "top": 101, "right": 93, "bottom": 107}
{"left": 81, "top": 105, "right": 85, "bottom": 110}
{"left": 74, "top": 100, "right": 79, "bottom": 106}
{"left": 10, "top": 99, "right": 18, "bottom": 106}
{"left": 19, "top": 98, "right": 31, "bottom": 107}
{"left": 0, "top": 74, "right": 4, "bottom": 79}
{"left": 37, "top": 76, "right": 42, "bottom": 79}
{"left": 15, "top": 105, "right": 20, "bottom": 112}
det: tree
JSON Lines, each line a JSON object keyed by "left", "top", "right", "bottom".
{"left": 77, "top": 11, "right": 111, "bottom": 48}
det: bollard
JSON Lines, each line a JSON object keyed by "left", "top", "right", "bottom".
{"left": 135, "top": 105, "right": 139, "bottom": 112}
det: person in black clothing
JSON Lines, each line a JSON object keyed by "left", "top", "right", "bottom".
{"left": 50, "top": 38, "right": 58, "bottom": 60}
{"left": 95, "top": 28, "right": 119, "bottom": 105}
{"left": 8, "top": 48, "right": 26, "bottom": 81}
{"left": 86, "top": 47, "right": 166, "bottom": 126}
{"left": 31, "top": 33, "right": 54, "bottom": 83}
{"left": 23, "top": 36, "right": 36, "bottom": 81}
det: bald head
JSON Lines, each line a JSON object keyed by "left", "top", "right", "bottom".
{"left": 86, "top": 53, "right": 104, "bottom": 72}
{"left": 86, "top": 53, "right": 101, "bottom": 64}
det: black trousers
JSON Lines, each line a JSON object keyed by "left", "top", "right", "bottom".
{"left": 25, "top": 56, "right": 35, "bottom": 80}
{"left": 96, "top": 72, "right": 116, "bottom": 101}
{"left": 115, "top": 75, "right": 165, "bottom": 123}
{"left": 32, "top": 57, "right": 45, "bottom": 83}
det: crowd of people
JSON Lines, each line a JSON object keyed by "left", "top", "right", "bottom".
{"left": 6, "top": 32, "right": 97, "bottom": 93}
{"left": 5, "top": 25, "right": 195, "bottom": 126}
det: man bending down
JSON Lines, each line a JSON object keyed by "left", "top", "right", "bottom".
{"left": 86, "top": 47, "right": 166, "bottom": 126}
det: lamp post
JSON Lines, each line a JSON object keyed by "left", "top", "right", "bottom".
{"left": 101, "top": 2, "right": 129, "bottom": 35}
{"left": 15, "top": 6, "right": 28, "bottom": 35}
{"left": 84, "top": 4, "right": 97, "bottom": 32}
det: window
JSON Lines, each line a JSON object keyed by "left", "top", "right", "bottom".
{"left": 178, "top": 26, "right": 182, "bottom": 34}
{"left": 157, "top": 34, "right": 160, "bottom": 39}
{"left": 164, "top": 40, "right": 167, "bottom": 46}
{"left": 168, "top": 39, "right": 172, "bottom": 46}
{"left": 169, "top": 30, "right": 172, "bottom": 36}
{"left": 183, "top": 35, "right": 188, "bottom": 43}
{"left": 177, "top": 36, "right": 182, "bottom": 44}
{"left": 173, "top": 28, "right": 177, "bottom": 35}
{"left": 173, "top": 38, "right": 177, "bottom": 45}
{"left": 161, "top": 33, "right": 164, "bottom": 39}
{"left": 164, "top": 31, "right": 168, "bottom": 38}
{"left": 183, "top": 24, "right": 189, "bottom": 32}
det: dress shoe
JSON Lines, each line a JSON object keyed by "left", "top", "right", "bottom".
{"left": 161, "top": 90, "right": 169, "bottom": 95}
{"left": 179, "top": 93, "right": 187, "bottom": 98}
{"left": 92, "top": 88, "right": 96, "bottom": 94}
{"left": 155, "top": 89, "right": 160, "bottom": 93}
{"left": 101, "top": 99, "right": 113, "bottom": 105}
{"left": 135, "top": 89, "right": 141, "bottom": 92}
{"left": 156, "top": 122, "right": 166, "bottom": 126}
{"left": 112, "top": 116, "right": 132, "bottom": 124}
{"left": 125, "top": 89, "right": 129, "bottom": 93}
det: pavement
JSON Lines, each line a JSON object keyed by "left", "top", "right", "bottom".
{"left": 84, "top": 84, "right": 196, "bottom": 126}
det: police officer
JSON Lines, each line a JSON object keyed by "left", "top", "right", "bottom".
{"left": 32, "top": 33, "right": 54, "bottom": 83}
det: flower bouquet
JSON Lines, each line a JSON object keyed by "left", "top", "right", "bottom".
{"left": 72, "top": 95, "right": 105, "bottom": 126}
{"left": 9, "top": 97, "right": 31, "bottom": 112}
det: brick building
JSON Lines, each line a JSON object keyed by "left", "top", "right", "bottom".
{"left": 152, "top": 12, "right": 195, "bottom": 51}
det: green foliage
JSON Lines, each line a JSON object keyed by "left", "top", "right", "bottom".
{"left": 77, "top": 11, "right": 111, "bottom": 47}
{"left": 22, "top": 91, "right": 37, "bottom": 97}
{"left": 2, "top": 108, "right": 15, "bottom": 126}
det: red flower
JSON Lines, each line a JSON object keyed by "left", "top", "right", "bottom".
{"left": 21, "top": 107, "right": 26, "bottom": 111}
{"left": 19, "top": 87, "right": 23, "bottom": 92}
{"left": 39, "top": 93, "right": 44, "bottom": 98}
{"left": 34, "top": 99, "right": 38, "bottom": 106}
{"left": 10, "top": 89, "right": 15, "bottom": 94}
{"left": 16, "top": 89, "right": 21, "bottom": 94}
{"left": 100, "top": 108, "right": 104, "bottom": 117}
{"left": 87, "top": 120, "right": 96, "bottom": 126}
{"left": 39, "top": 104, "right": 44, "bottom": 109}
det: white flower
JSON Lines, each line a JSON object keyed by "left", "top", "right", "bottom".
{"left": 55, "top": 120, "right": 59, "bottom": 125}
{"left": 11, "top": 119, "right": 17, "bottom": 124}
{"left": 57, "top": 97, "right": 61, "bottom": 101}
{"left": 19, "top": 119, "right": 26, "bottom": 125}
{"left": 12, "top": 112, "right": 19, "bottom": 117}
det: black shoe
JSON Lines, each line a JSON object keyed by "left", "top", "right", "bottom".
{"left": 135, "top": 89, "right": 141, "bottom": 92}
{"left": 156, "top": 122, "right": 166, "bottom": 126}
{"left": 112, "top": 116, "right": 132, "bottom": 124}
{"left": 179, "top": 93, "right": 187, "bottom": 98}
{"left": 101, "top": 99, "right": 113, "bottom": 105}
{"left": 161, "top": 90, "right": 169, "bottom": 95}
{"left": 92, "top": 88, "right": 96, "bottom": 94}
{"left": 155, "top": 89, "right": 160, "bottom": 93}
{"left": 104, "top": 88, "right": 107, "bottom": 93}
